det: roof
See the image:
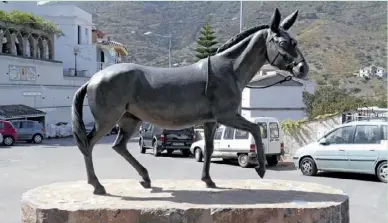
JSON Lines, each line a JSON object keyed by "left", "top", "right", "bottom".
{"left": 96, "top": 39, "right": 128, "bottom": 55}
{"left": 0, "top": 104, "right": 46, "bottom": 120}
{"left": 249, "top": 71, "right": 304, "bottom": 87}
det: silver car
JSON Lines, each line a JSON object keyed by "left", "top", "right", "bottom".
{"left": 10, "top": 120, "right": 45, "bottom": 144}
{"left": 293, "top": 119, "right": 388, "bottom": 183}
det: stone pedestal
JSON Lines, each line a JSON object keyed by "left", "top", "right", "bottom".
{"left": 21, "top": 179, "right": 349, "bottom": 223}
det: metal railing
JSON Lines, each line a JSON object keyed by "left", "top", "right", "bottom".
{"left": 96, "top": 62, "right": 115, "bottom": 72}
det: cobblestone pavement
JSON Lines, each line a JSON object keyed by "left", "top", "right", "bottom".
{"left": 0, "top": 136, "right": 386, "bottom": 223}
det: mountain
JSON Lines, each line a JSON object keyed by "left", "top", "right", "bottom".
{"left": 53, "top": 1, "right": 387, "bottom": 96}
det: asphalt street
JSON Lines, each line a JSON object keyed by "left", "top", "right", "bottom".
{"left": 0, "top": 135, "right": 387, "bottom": 223}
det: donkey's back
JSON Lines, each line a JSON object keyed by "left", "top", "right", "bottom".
{"left": 87, "top": 61, "right": 215, "bottom": 128}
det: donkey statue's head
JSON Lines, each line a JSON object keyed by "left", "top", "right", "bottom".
{"left": 265, "top": 8, "right": 308, "bottom": 79}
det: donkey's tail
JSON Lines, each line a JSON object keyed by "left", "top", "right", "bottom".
{"left": 72, "top": 81, "right": 90, "bottom": 157}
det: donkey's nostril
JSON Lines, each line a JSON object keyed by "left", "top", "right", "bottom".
{"left": 298, "top": 65, "right": 305, "bottom": 74}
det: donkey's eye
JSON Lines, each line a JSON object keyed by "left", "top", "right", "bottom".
{"left": 279, "top": 41, "right": 287, "bottom": 47}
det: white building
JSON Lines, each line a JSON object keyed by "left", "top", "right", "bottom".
{"left": 241, "top": 66, "right": 316, "bottom": 121}
{"left": 359, "top": 65, "right": 387, "bottom": 78}
{"left": 0, "top": 1, "right": 97, "bottom": 124}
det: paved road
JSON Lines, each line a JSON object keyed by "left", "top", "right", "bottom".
{"left": 0, "top": 136, "right": 387, "bottom": 223}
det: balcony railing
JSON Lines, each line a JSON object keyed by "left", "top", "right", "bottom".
{"left": 97, "top": 62, "right": 116, "bottom": 72}
{"left": 63, "top": 69, "right": 88, "bottom": 77}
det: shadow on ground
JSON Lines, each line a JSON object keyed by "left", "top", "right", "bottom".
{"left": 103, "top": 186, "right": 347, "bottom": 205}
{"left": 316, "top": 171, "right": 380, "bottom": 183}
{"left": 212, "top": 159, "right": 296, "bottom": 171}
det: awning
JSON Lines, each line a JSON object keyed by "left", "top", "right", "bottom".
{"left": 0, "top": 104, "right": 46, "bottom": 120}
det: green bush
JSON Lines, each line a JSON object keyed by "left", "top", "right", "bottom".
{"left": 0, "top": 10, "right": 63, "bottom": 37}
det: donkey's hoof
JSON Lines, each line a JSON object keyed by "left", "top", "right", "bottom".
{"left": 93, "top": 185, "right": 106, "bottom": 195}
{"left": 202, "top": 178, "right": 216, "bottom": 188}
{"left": 140, "top": 180, "right": 151, "bottom": 189}
{"left": 206, "top": 181, "right": 217, "bottom": 188}
{"left": 255, "top": 166, "right": 266, "bottom": 178}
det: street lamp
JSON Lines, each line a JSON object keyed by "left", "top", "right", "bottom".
{"left": 73, "top": 46, "right": 79, "bottom": 76}
{"left": 144, "top": 31, "right": 172, "bottom": 68}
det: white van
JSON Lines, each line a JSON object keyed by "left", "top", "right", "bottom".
{"left": 190, "top": 117, "right": 285, "bottom": 167}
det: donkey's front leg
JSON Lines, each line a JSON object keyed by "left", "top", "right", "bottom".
{"left": 201, "top": 121, "right": 218, "bottom": 188}
{"left": 218, "top": 114, "right": 266, "bottom": 178}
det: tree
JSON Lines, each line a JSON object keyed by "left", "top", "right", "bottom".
{"left": 195, "top": 21, "right": 218, "bottom": 61}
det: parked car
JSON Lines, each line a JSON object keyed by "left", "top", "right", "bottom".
{"left": 85, "top": 122, "right": 119, "bottom": 135}
{"left": 293, "top": 119, "right": 388, "bottom": 183}
{"left": 139, "top": 122, "right": 195, "bottom": 157}
{"left": 0, "top": 133, "right": 3, "bottom": 145}
{"left": 10, "top": 120, "right": 45, "bottom": 144}
{"left": 190, "top": 117, "right": 285, "bottom": 168}
{"left": 0, "top": 120, "right": 18, "bottom": 146}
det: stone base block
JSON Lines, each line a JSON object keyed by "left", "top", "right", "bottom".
{"left": 21, "top": 179, "right": 349, "bottom": 223}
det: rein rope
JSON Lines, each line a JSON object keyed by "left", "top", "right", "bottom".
{"left": 245, "top": 75, "right": 293, "bottom": 89}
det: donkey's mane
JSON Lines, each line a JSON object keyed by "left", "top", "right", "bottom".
{"left": 216, "top": 24, "right": 269, "bottom": 54}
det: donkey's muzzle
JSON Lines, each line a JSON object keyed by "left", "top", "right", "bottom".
{"left": 292, "top": 61, "right": 309, "bottom": 80}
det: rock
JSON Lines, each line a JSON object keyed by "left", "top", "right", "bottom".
{"left": 21, "top": 179, "right": 349, "bottom": 223}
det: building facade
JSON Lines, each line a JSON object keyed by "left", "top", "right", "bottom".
{"left": 0, "top": 2, "right": 94, "bottom": 124}
{"left": 241, "top": 67, "right": 316, "bottom": 121}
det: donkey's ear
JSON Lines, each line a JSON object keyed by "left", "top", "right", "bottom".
{"left": 270, "top": 8, "right": 281, "bottom": 32}
{"left": 280, "top": 10, "right": 299, "bottom": 30}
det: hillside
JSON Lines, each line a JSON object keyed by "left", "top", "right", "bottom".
{"left": 53, "top": 1, "right": 387, "bottom": 95}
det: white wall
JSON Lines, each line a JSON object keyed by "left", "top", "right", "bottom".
{"left": 249, "top": 86, "right": 305, "bottom": 109}
{"left": 0, "top": 54, "right": 89, "bottom": 86}
{"left": 0, "top": 55, "right": 93, "bottom": 124}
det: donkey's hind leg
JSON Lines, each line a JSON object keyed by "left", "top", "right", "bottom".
{"left": 201, "top": 121, "right": 217, "bottom": 188}
{"left": 85, "top": 119, "right": 118, "bottom": 195}
{"left": 112, "top": 112, "right": 151, "bottom": 188}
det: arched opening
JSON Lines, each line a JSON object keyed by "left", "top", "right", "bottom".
{"left": 26, "top": 35, "right": 34, "bottom": 57}
{"left": 42, "top": 38, "right": 49, "bottom": 59}
{"left": 46, "top": 38, "right": 53, "bottom": 60}
{"left": 1, "top": 29, "right": 12, "bottom": 54}
{"left": 36, "top": 36, "right": 44, "bottom": 59}
{"left": 15, "top": 31, "right": 24, "bottom": 56}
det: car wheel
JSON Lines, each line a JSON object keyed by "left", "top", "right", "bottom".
{"left": 3, "top": 136, "right": 14, "bottom": 146}
{"left": 32, "top": 134, "right": 43, "bottom": 144}
{"left": 238, "top": 154, "right": 250, "bottom": 168}
{"left": 194, "top": 148, "right": 203, "bottom": 162}
{"left": 139, "top": 138, "right": 146, "bottom": 154}
{"left": 153, "top": 141, "right": 161, "bottom": 157}
{"left": 267, "top": 155, "right": 279, "bottom": 167}
{"left": 376, "top": 161, "right": 387, "bottom": 183}
{"left": 300, "top": 157, "right": 318, "bottom": 176}
{"left": 181, "top": 149, "right": 190, "bottom": 157}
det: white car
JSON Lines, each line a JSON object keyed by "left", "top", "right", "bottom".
{"left": 190, "top": 117, "right": 285, "bottom": 168}
{"left": 293, "top": 119, "right": 388, "bottom": 183}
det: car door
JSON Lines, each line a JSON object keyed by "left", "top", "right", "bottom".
{"left": 254, "top": 119, "right": 269, "bottom": 154}
{"left": 212, "top": 127, "right": 223, "bottom": 157}
{"left": 347, "top": 124, "right": 381, "bottom": 174}
{"left": 268, "top": 121, "right": 281, "bottom": 155}
{"left": 218, "top": 127, "right": 235, "bottom": 158}
{"left": 314, "top": 125, "right": 355, "bottom": 171}
{"left": 11, "top": 121, "right": 24, "bottom": 140}
{"left": 142, "top": 123, "right": 153, "bottom": 148}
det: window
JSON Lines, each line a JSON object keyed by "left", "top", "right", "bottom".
{"left": 269, "top": 122, "right": 279, "bottom": 138}
{"left": 325, "top": 126, "right": 354, "bottom": 144}
{"left": 11, "top": 121, "right": 20, "bottom": 128}
{"left": 77, "top": 25, "right": 81, "bottom": 44}
{"left": 382, "top": 125, "right": 387, "bottom": 140}
{"left": 257, "top": 122, "right": 267, "bottom": 139}
{"left": 223, "top": 127, "right": 235, "bottom": 139}
{"left": 354, "top": 125, "right": 380, "bottom": 144}
{"left": 0, "top": 122, "right": 3, "bottom": 129}
{"left": 26, "top": 121, "right": 35, "bottom": 128}
{"left": 146, "top": 124, "right": 153, "bottom": 132}
{"left": 214, "top": 128, "right": 223, "bottom": 140}
{"left": 235, "top": 129, "right": 249, "bottom": 139}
